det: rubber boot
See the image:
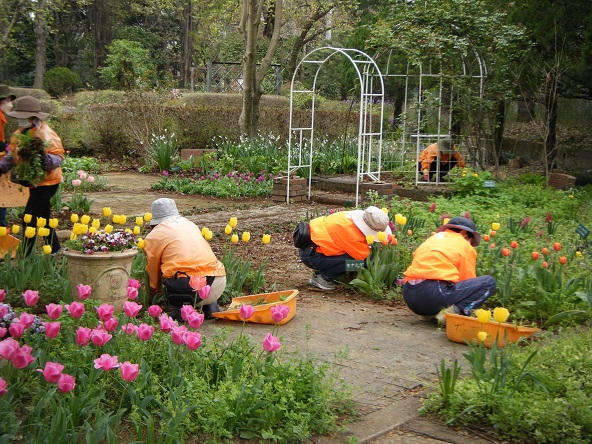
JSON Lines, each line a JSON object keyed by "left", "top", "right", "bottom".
{"left": 202, "top": 302, "right": 221, "bottom": 319}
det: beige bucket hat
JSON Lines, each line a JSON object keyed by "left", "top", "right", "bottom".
{"left": 6, "top": 95, "right": 49, "bottom": 120}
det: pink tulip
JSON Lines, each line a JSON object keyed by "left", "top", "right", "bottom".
{"left": 136, "top": 324, "right": 154, "bottom": 341}
{"left": 21, "top": 344, "right": 32, "bottom": 355}
{"left": 126, "top": 286, "right": 139, "bottom": 300}
{"left": 9, "top": 322, "right": 25, "bottom": 339}
{"left": 87, "top": 176, "right": 95, "bottom": 183}
{"left": 271, "top": 304, "right": 290, "bottom": 323}
{"left": 11, "top": 348, "right": 35, "bottom": 369}
{"left": 184, "top": 331, "right": 202, "bottom": 350}
{"left": 93, "top": 354, "right": 119, "bottom": 371}
{"left": 0, "top": 328, "right": 6, "bottom": 338}
{"left": 128, "top": 279, "right": 141, "bottom": 289}
{"left": 46, "top": 303, "right": 63, "bottom": 320}
{"left": 0, "top": 338, "right": 19, "bottom": 360}
{"left": 158, "top": 314, "right": 176, "bottom": 333}
{"left": 0, "top": 305, "right": 7, "bottom": 318}
{"left": 57, "top": 373, "right": 76, "bottom": 392}
{"left": 197, "top": 285, "right": 211, "bottom": 300}
{"left": 0, "top": 377, "right": 7, "bottom": 397}
{"left": 95, "top": 304, "right": 114, "bottom": 322}
{"left": 65, "top": 301, "right": 85, "bottom": 318}
{"left": 76, "top": 284, "right": 92, "bottom": 300}
{"left": 19, "top": 312, "right": 35, "bottom": 328}
{"left": 90, "top": 329, "right": 112, "bottom": 347}
{"left": 180, "top": 305, "right": 195, "bottom": 321}
{"left": 43, "top": 322, "right": 61, "bottom": 339}
{"left": 0, "top": 289, "right": 5, "bottom": 302}
{"left": 187, "top": 312, "right": 204, "bottom": 329}
{"left": 102, "top": 317, "right": 119, "bottom": 332}
{"left": 71, "top": 179, "right": 82, "bottom": 187}
{"left": 120, "top": 361, "right": 140, "bottom": 382}
{"left": 189, "top": 276, "right": 206, "bottom": 291}
{"left": 37, "top": 361, "right": 64, "bottom": 383}
{"left": 147, "top": 305, "right": 162, "bottom": 317}
{"left": 22, "top": 290, "right": 39, "bottom": 306}
{"left": 123, "top": 301, "right": 142, "bottom": 318}
{"left": 77, "top": 170, "right": 87, "bottom": 180}
{"left": 76, "top": 327, "right": 92, "bottom": 346}
{"left": 262, "top": 333, "right": 281, "bottom": 353}
{"left": 121, "top": 323, "right": 137, "bottom": 335}
{"left": 239, "top": 304, "right": 255, "bottom": 320}
{"left": 171, "top": 326, "right": 188, "bottom": 345}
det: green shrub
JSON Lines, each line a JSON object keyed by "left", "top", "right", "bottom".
{"left": 44, "top": 67, "right": 82, "bottom": 97}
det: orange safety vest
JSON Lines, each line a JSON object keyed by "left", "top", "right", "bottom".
{"left": 309, "top": 211, "right": 370, "bottom": 260}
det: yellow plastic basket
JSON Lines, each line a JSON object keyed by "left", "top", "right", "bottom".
{"left": 212, "top": 289, "right": 298, "bottom": 325}
{"left": 0, "top": 234, "right": 20, "bottom": 259}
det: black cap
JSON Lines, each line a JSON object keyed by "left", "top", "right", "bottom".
{"left": 437, "top": 216, "right": 481, "bottom": 246}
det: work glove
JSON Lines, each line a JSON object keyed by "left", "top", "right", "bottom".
{"left": 423, "top": 173, "right": 429, "bottom": 182}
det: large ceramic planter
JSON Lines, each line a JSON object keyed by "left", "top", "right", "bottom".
{"left": 212, "top": 290, "right": 298, "bottom": 325}
{"left": 444, "top": 313, "right": 541, "bottom": 348}
{"left": 63, "top": 249, "right": 138, "bottom": 311}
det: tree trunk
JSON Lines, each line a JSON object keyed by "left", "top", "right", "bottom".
{"left": 492, "top": 97, "right": 505, "bottom": 173}
{"left": 33, "top": 3, "right": 48, "bottom": 89}
{"left": 180, "top": 0, "right": 193, "bottom": 88}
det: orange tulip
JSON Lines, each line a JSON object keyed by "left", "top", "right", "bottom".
{"left": 501, "top": 248, "right": 511, "bottom": 257}
{"left": 490, "top": 230, "right": 497, "bottom": 237}
{"left": 483, "top": 234, "right": 490, "bottom": 242}
{"left": 510, "top": 241, "right": 518, "bottom": 249}
{"left": 542, "top": 261, "right": 549, "bottom": 269}
{"left": 490, "top": 243, "right": 496, "bottom": 248}
{"left": 553, "top": 242, "right": 561, "bottom": 251}
{"left": 531, "top": 252, "right": 540, "bottom": 260}
{"left": 559, "top": 256, "right": 567, "bottom": 265}
{"left": 542, "top": 247, "right": 549, "bottom": 255}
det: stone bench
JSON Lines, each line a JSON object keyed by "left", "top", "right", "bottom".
{"left": 548, "top": 172, "right": 576, "bottom": 190}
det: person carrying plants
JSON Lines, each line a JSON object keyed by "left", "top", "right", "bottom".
{"left": 0, "top": 85, "right": 16, "bottom": 227}
{"left": 298, "top": 206, "right": 392, "bottom": 291}
{"left": 144, "top": 198, "right": 226, "bottom": 320}
{"left": 418, "top": 138, "right": 465, "bottom": 182}
{"left": 0, "top": 95, "right": 64, "bottom": 255}
{"left": 402, "top": 217, "right": 496, "bottom": 323}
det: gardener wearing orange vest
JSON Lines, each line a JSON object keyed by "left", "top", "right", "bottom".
{"left": 418, "top": 138, "right": 465, "bottom": 181}
{"left": 0, "top": 85, "right": 16, "bottom": 227}
{"left": 402, "top": 217, "right": 496, "bottom": 323}
{"left": 299, "top": 206, "right": 392, "bottom": 291}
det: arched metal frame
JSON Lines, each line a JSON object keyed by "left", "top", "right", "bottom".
{"left": 381, "top": 46, "right": 487, "bottom": 185}
{"left": 286, "top": 47, "right": 385, "bottom": 207}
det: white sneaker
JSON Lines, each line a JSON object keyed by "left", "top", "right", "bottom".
{"left": 436, "top": 305, "right": 460, "bottom": 325}
{"left": 309, "top": 272, "right": 336, "bottom": 291}
{"left": 418, "top": 315, "right": 436, "bottom": 322}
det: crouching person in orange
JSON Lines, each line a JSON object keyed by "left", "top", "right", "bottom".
{"left": 144, "top": 198, "right": 226, "bottom": 320}
{"left": 418, "top": 138, "right": 465, "bottom": 182}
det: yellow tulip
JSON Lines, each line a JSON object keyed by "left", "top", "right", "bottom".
{"left": 89, "top": 227, "right": 97, "bottom": 234}
{"left": 366, "top": 235, "right": 375, "bottom": 244}
{"left": 0, "top": 227, "right": 6, "bottom": 236}
{"left": 394, "top": 214, "right": 403, "bottom": 225}
{"left": 201, "top": 227, "right": 208, "bottom": 236}
{"left": 443, "top": 218, "right": 450, "bottom": 225}
{"left": 23, "top": 213, "right": 32, "bottom": 223}
{"left": 231, "top": 234, "right": 239, "bottom": 243}
{"left": 576, "top": 251, "right": 582, "bottom": 257}
{"left": 474, "top": 308, "right": 491, "bottom": 324}
{"left": 42, "top": 245, "right": 52, "bottom": 255}
{"left": 80, "top": 224, "right": 89, "bottom": 234}
{"left": 400, "top": 216, "right": 407, "bottom": 226}
{"left": 92, "top": 219, "right": 101, "bottom": 228}
{"left": 125, "top": 228, "right": 133, "bottom": 234}
{"left": 144, "top": 212, "right": 152, "bottom": 222}
{"left": 224, "top": 225, "right": 232, "bottom": 235}
{"left": 493, "top": 307, "right": 510, "bottom": 323}
{"left": 569, "top": 195, "right": 574, "bottom": 199}
{"left": 70, "top": 214, "right": 79, "bottom": 223}
{"left": 105, "top": 224, "right": 114, "bottom": 233}
{"left": 135, "top": 217, "right": 144, "bottom": 226}
{"left": 11, "top": 225, "right": 19, "bottom": 234}
{"left": 477, "top": 331, "right": 488, "bottom": 343}
{"left": 36, "top": 217, "right": 46, "bottom": 228}
{"left": 137, "top": 238, "right": 145, "bottom": 249}
{"left": 229, "top": 217, "right": 238, "bottom": 228}
{"left": 377, "top": 231, "right": 386, "bottom": 242}
{"left": 242, "top": 231, "right": 251, "bottom": 243}
{"left": 491, "top": 222, "right": 500, "bottom": 231}
{"left": 80, "top": 215, "right": 91, "bottom": 225}
{"left": 381, "top": 207, "right": 389, "bottom": 215}
{"left": 38, "top": 228, "right": 49, "bottom": 237}
{"left": 473, "top": 173, "right": 479, "bottom": 178}
{"left": 25, "top": 226, "right": 36, "bottom": 238}
{"left": 204, "top": 229, "right": 213, "bottom": 241}
{"left": 133, "top": 226, "right": 141, "bottom": 235}
{"left": 262, "top": 234, "right": 271, "bottom": 244}
{"left": 103, "top": 207, "right": 112, "bottom": 217}
{"left": 49, "top": 218, "right": 59, "bottom": 229}
{"left": 69, "top": 233, "right": 77, "bottom": 240}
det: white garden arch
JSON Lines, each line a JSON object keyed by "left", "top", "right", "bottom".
{"left": 286, "top": 47, "right": 385, "bottom": 206}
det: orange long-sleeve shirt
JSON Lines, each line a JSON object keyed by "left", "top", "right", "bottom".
{"left": 144, "top": 216, "right": 225, "bottom": 290}
{"left": 309, "top": 211, "right": 370, "bottom": 260}
{"left": 419, "top": 143, "right": 465, "bottom": 173}
{"left": 403, "top": 230, "right": 477, "bottom": 283}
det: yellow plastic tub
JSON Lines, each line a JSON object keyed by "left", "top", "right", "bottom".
{"left": 0, "top": 234, "right": 20, "bottom": 259}
{"left": 444, "top": 313, "right": 540, "bottom": 348}
{"left": 212, "top": 289, "right": 298, "bottom": 325}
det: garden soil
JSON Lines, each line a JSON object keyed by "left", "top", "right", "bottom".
{"left": 75, "top": 172, "right": 498, "bottom": 444}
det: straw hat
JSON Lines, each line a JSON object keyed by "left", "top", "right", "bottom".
{"left": 437, "top": 216, "right": 481, "bottom": 246}
{"left": 350, "top": 206, "right": 392, "bottom": 239}
{"left": 6, "top": 95, "right": 49, "bottom": 120}
{"left": 0, "top": 85, "right": 16, "bottom": 101}
{"left": 150, "top": 198, "right": 180, "bottom": 226}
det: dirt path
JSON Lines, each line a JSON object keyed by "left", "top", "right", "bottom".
{"left": 81, "top": 172, "right": 495, "bottom": 443}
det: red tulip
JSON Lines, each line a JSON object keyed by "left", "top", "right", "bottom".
{"left": 553, "top": 242, "right": 561, "bottom": 251}
{"left": 531, "top": 252, "right": 540, "bottom": 260}
{"left": 501, "top": 248, "right": 511, "bottom": 257}
{"left": 511, "top": 241, "right": 518, "bottom": 249}
{"left": 559, "top": 256, "right": 567, "bottom": 265}
{"left": 483, "top": 234, "right": 490, "bottom": 241}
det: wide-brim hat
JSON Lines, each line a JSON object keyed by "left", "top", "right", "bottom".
{"left": 350, "top": 206, "right": 392, "bottom": 240}
{"left": 0, "top": 85, "right": 16, "bottom": 101}
{"left": 437, "top": 138, "right": 455, "bottom": 154}
{"left": 6, "top": 95, "right": 49, "bottom": 120}
{"left": 150, "top": 198, "right": 180, "bottom": 225}
{"left": 437, "top": 216, "right": 481, "bottom": 246}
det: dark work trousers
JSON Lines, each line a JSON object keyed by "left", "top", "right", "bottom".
{"left": 402, "top": 276, "right": 496, "bottom": 316}
{"left": 22, "top": 184, "right": 60, "bottom": 256}
{"left": 417, "top": 158, "right": 458, "bottom": 181}
{"left": 298, "top": 247, "right": 354, "bottom": 282}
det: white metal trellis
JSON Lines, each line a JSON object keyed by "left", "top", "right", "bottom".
{"left": 286, "top": 47, "right": 385, "bottom": 207}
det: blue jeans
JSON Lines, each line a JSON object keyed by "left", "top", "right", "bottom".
{"left": 0, "top": 207, "right": 6, "bottom": 226}
{"left": 402, "top": 276, "right": 496, "bottom": 316}
{"left": 298, "top": 247, "right": 354, "bottom": 282}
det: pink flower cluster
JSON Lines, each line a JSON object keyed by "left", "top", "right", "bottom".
{"left": 71, "top": 170, "right": 95, "bottom": 188}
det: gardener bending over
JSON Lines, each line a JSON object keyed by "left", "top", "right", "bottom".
{"left": 144, "top": 198, "right": 226, "bottom": 320}
{"left": 402, "top": 217, "right": 496, "bottom": 323}
{"left": 418, "top": 138, "right": 465, "bottom": 182}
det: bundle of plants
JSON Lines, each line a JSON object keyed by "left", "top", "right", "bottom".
{"left": 11, "top": 132, "right": 49, "bottom": 187}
